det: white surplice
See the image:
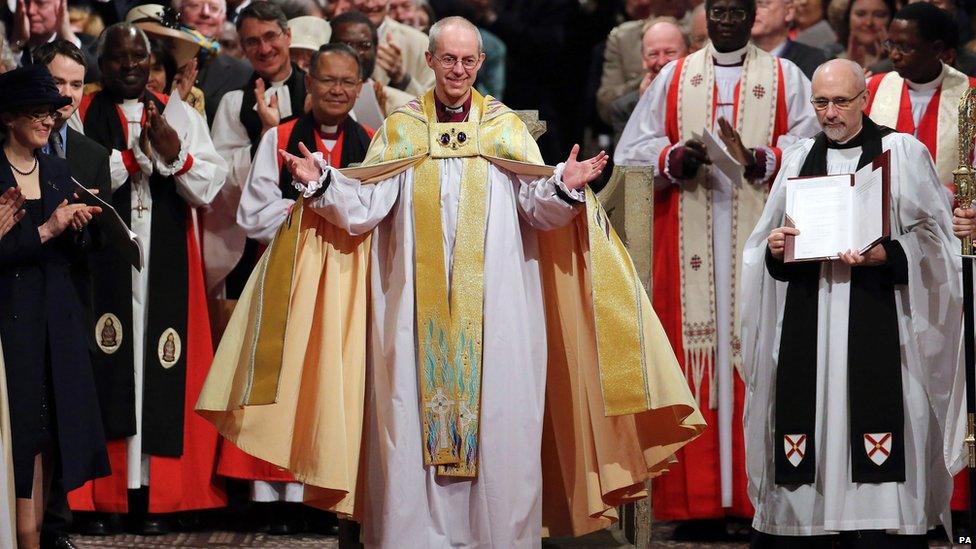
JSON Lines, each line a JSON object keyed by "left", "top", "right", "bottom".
{"left": 613, "top": 47, "right": 820, "bottom": 506}
{"left": 740, "top": 132, "right": 967, "bottom": 536}
{"left": 92, "top": 97, "right": 227, "bottom": 489}
{"left": 203, "top": 77, "right": 295, "bottom": 293}
{"left": 306, "top": 158, "right": 582, "bottom": 548}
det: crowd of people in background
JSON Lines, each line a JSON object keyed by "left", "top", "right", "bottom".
{"left": 0, "top": 0, "right": 974, "bottom": 547}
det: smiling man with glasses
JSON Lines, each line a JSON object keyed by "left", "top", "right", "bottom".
{"left": 72, "top": 22, "right": 229, "bottom": 536}
{"left": 615, "top": 0, "right": 819, "bottom": 524}
{"left": 203, "top": 2, "right": 317, "bottom": 522}
{"left": 207, "top": 1, "right": 305, "bottom": 302}
{"left": 199, "top": 14, "right": 707, "bottom": 549}
{"left": 864, "top": 2, "right": 976, "bottom": 189}
{"left": 745, "top": 57, "right": 962, "bottom": 547}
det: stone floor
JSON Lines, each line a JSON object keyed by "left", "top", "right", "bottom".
{"left": 70, "top": 521, "right": 969, "bottom": 548}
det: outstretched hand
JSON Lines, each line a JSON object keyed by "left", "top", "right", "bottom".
{"left": 561, "top": 144, "right": 608, "bottom": 191}
{"left": 278, "top": 142, "right": 323, "bottom": 185}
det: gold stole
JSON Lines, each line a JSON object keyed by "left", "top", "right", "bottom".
{"left": 675, "top": 44, "right": 776, "bottom": 407}
{"left": 868, "top": 66, "right": 969, "bottom": 186}
{"left": 413, "top": 96, "right": 488, "bottom": 476}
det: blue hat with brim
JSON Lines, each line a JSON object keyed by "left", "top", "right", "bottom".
{"left": 0, "top": 64, "right": 72, "bottom": 114}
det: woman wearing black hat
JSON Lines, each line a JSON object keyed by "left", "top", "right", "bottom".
{"left": 0, "top": 64, "right": 109, "bottom": 549}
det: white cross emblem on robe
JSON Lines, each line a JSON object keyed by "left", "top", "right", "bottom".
{"left": 784, "top": 434, "right": 807, "bottom": 467}
{"left": 426, "top": 388, "right": 455, "bottom": 450}
{"left": 863, "top": 432, "right": 892, "bottom": 465}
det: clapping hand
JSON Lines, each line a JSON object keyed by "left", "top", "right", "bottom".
{"left": 171, "top": 58, "right": 198, "bottom": 102}
{"left": 377, "top": 35, "right": 406, "bottom": 87}
{"left": 144, "top": 101, "right": 181, "bottom": 165}
{"left": 561, "top": 144, "right": 608, "bottom": 191}
{"left": 717, "top": 117, "right": 756, "bottom": 170}
{"left": 255, "top": 78, "right": 281, "bottom": 134}
{"left": 0, "top": 187, "right": 26, "bottom": 239}
{"left": 278, "top": 142, "right": 323, "bottom": 186}
{"left": 679, "top": 139, "right": 711, "bottom": 178}
{"left": 39, "top": 199, "right": 101, "bottom": 242}
{"left": 11, "top": 0, "right": 29, "bottom": 49}
{"left": 56, "top": 0, "right": 78, "bottom": 43}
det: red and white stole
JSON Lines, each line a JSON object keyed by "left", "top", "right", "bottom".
{"left": 867, "top": 66, "right": 970, "bottom": 187}
{"left": 672, "top": 44, "right": 778, "bottom": 407}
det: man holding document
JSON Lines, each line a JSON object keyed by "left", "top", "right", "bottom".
{"left": 614, "top": 0, "right": 819, "bottom": 521}
{"left": 742, "top": 59, "right": 965, "bottom": 544}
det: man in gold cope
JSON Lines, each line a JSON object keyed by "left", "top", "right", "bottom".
{"left": 197, "top": 16, "right": 705, "bottom": 547}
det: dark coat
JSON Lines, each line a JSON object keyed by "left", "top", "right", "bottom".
{"left": 198, "top": 53, "right": 253, "bottom": 125}
{"left": 65, "top": 127, "right": 111, "bottom": 332}
{"left": 0, "top": 148, "right": 109, "bottom": 498}
{"left": 780, "top": 39, "right": 830, "bottom": 80}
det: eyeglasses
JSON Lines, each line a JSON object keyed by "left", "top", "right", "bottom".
{"left": 810, "top": 89, "right": 866, "bottom": 111}
{"left": 22, "top": 109, "right": 61, "bottom": 122}
{"left": 242, "top": 30, "right": 284, "bottom": 52}
{"left": 310, "top": 75, "right": 361, "bottom": 91}
{"left": 432, "top": 54, "right": 480, "bottom": 70}
{"left": 337, "top": 39, "right": 373, "bottom": 52}
{"left": 882, "top": 40, "right": 916, "bottom": 55}
{"left": 707, "top": 7, "right": 750, "bottom": 22}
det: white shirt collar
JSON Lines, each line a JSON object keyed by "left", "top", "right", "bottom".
{"left": 711, "top": 44, "right": 749, "bottom": 65}
{"left": 906, "top": 63, "right": 946, "bottom": 92}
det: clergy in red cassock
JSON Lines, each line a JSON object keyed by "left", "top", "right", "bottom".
{"left": 65, "top": 23, "right": 229, "bottom": 527}
{"left": 614, "top": 0, "right": 819, "bottom": 520}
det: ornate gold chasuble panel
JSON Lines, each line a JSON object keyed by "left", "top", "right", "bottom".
{"left": 220, "top": 89, "right": 702, "bottom": 483}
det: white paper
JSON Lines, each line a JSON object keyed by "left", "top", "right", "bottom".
{"left": 853, "top": 162, "right": 883, "bottom": 252}
{"left": 786, "top": 174, "right": 851, "bottom": 260}
{"left": 353, "top": 82, "right": 386, "bottom": 130}
{"left": 72, "top": 178, "right": 143, "bottom": 271}
{"left": 784, "top": 164, "right": 886, "bottom": 261}
{"left": 692, "top": 129, "right": 743, "bottom": 182}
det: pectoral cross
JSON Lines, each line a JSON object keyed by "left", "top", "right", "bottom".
{"left": 135, "top": 202, "right": 150, "bottom": 219}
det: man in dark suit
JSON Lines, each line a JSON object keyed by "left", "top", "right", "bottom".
{"left": 752, "top": 0, "right": 828, "bottom": 79}
{"left": 33, "top": 39, "right": 113, "bottom": 547}
{"left": 176, "top": 0, "right": 252, "bottom": 123}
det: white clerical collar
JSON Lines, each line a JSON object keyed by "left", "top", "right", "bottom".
{"left": 834, "top": 124, "right": 864, "bottom": 146}
{"left": 121, "top": 98, "right": 141, "bottom": 107}
{"left": 271, "top": 70, "right": 291, "bottom": 88}
{"left": 320, "top": 124, "right": 338, "bottom": 134}
{"left": 712, "top": 44, "right": 749, "bottom": 66}
{"left": 906, "top": 63, "right": 946, "bottom": 92}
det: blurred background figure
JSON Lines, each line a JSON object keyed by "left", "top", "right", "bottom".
{"left": 288, "top": 15, "right": 331, "bottom": 72}
{"left": 833, "top": 0, "right": 895, "bottom": 68}
{"left": 791, "top": 0, "right": 837, "bottom": 50}
{"left": 218, "top": 20, "right": 244, "bottom": 58}
{"left": 752, "top": 0, "right": 828, "bottom": 77}
{"left": 176, "top": 0, "right": 252, "bottom": 123}
{"left": 607, "top": 17, "right": 689, "bottom": 141}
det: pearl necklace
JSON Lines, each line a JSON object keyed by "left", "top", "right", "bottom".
{"left": 9, "top": 155, "right": 37, "bottom": 176}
